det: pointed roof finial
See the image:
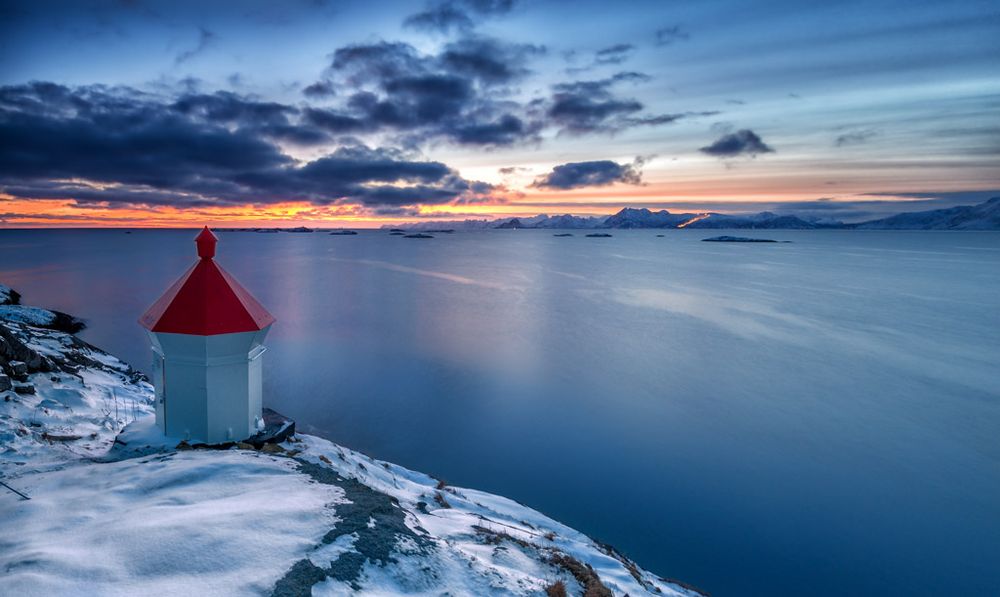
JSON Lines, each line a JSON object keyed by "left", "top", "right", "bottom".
{"left": 195, "top": 226, "right": 217, "bottom": 259}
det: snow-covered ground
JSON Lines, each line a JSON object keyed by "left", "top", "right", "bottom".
{"left": 0, "top": 291, "right": 701, "bottom": 597}
{"left": 0, "top": 304, "right": 76, "bottom": 330}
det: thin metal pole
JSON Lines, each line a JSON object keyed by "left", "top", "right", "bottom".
{"left": 0, "top": 480, "right": 30, "bottom": 500}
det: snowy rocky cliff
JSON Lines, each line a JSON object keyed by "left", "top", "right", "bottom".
{"left": 0, "top": 287, "right": 703, "bottom": 597}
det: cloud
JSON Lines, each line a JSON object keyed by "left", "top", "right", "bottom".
{"left": 175, "top": 27, "right": 217, "bottom": 65}
{"left": 595, "top": 44, "right": 635, "bottom": 65}
{"left": 302, "top": 81, "right": 335, "bottom": 98}
{"left": 834, "top": 128, "right": 878, "bottom": 146}
{"left": 404, "top": 0, "right": 515, "bottom": 33}
{"left": 439, "top": 36, "right": 544, "bottom": 83}
{"left": 0, "top": 82, "right": 499, "bottom": 211}
{"left": 655, "top": 25, "right": 689, "bottom": 47}
{"left": 700, "top": 129, "right": 775, "bottom": 157}
{"left": 498, "top": 166, "right": 531, "bottom": 175}
{"left": 305, "top": 37, "right": 702, "bottom": 144}
{"left": 546, "top": 72, "right": 708, "bottom": 134}
{"left": 564, "top": 43, "right": 636, "bottom": 74}
{"left": 532, "top": 158, "right": 646, "bottom": 190}
{"left": 301, "top": 37, "right": 543, "bottom": 147}
{"left": 171, "top": 90, "right": 329, "bottom": 146}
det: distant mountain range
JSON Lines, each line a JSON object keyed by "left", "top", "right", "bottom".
{"left": 389, "top": 197, "right": 1000, "bottom": 231}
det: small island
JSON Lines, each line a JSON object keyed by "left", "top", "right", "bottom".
{"left": 701, "top": 236, "right": 788, "bottom": 243}
{"left": 404, "top": 233, "right": 434, "bottom": 239}
{"left": 553, "top": 233, "right": 574, "bottom": 237}
{"left": 586, "top": 233, "right": 613, "bottom": 238}
{"left": 329, "top": 230, "right": 358, "bottom": 235}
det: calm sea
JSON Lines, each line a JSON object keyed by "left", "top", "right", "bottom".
{"left": 1, "top": 228, "right": 998, "bottom": 596}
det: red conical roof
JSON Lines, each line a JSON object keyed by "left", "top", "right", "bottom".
{"left": 139, "top": 227, "right": 275, "bottom": 336}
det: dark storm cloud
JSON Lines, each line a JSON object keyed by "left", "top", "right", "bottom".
{"left": 439, "top": 36, "right": 544, "bottom": 83}
{"left": 1, "top": 180, "right": 223, "bottom": 208}
{"left": 699, "top": 129, "right": 774, "bottom": 157}
{"left": 547, "top": 73, "right": 645, "bottom": 133}
{"left": 532, "top": 159, "right": 644, "bottom": 190}
{"left": 302, "top": 106, "right": 369, "bottom": 133}
{"left": 331, "top": 37, "right": 540, "bottom": 88}
{"left": 451, "top": 114, "right": 538, "bottom": 145}
{"left": 546, "top": 72, "right": 705, "bottom": 134}
{"left": 171, "top": 90, "right": 293, "bottom": 124}
{"left": 170, "top": 90, "right": 329, "bottom": 146}
{"left": 404, "top": 0, "right": 516, "bottom": 33}
{"left": 309, "top": 37, "right": 685, "bottom": 143}
{"left": 0, "top": 83, "right": 290, "bottom": 191}
{"left": 0, "top": 82, "right": 497, "bottom": 210}
{"left": 305, "top": 37, "right": 544, "bottom": 147}
{"left": 302, "top": 80, "right": 335, "bottom": 99}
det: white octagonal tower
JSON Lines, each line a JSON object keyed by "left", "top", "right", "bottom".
{"left": 139, "top": 227, "right": 275, "bottom": 444}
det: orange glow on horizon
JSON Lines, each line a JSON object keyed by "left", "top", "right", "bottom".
{"left": 2, "top": 179, "right": 997, "bottom": 228}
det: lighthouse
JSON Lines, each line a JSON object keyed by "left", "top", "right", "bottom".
{"left": 139, "top": 227, "right": 275, "bottom": 444}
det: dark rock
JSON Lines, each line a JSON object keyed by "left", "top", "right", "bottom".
{"left": 553, "top": 233, "right": 574, "bottom": 237}
{"left": 0, "top": 326, "right": 52, "bottom": 372}
{"left": 389, "top": 228, "right": 405, "bottom": 232}
{"left": 13, "top": 384, "right": 35, "bottom": 395}
{"left": 0, "top": 287, "right": 20, "bottom": 305}
{"left": 245, "top": 408, "right": 296, "bottom": 449}
{"left": 585, "top": 233, "right": 613, "bottom": 238}
{"left": 0, "top": 374, "right": 10, "bottom": 392}
{"left": 271, "top": 459, "right": 434, "bottom": 595}
{"left": 42, "top": 432, "right": 83, "bottom": 442}
{"left": 270, "top": 559, "right": 328, "bottom": 597}
{"left": 403, "top": 233, "right": 434, "bottom": 239}
{"left": 49, "top": 311, "right": 87, "bottom": 334}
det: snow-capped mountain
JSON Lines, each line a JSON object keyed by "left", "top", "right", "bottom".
{"left": 602, "top": 208, "right": 691, "bottom": 229}
{"left": 851, "top": 196, "right": 1000, "bottom": 230}
{"left": 679, "top": 211, "right": 820, "bottom": 229}
{"left": 0, "top": 287, "right": 703, "bottom": 597}
{"left": 385, "top": 197, "right": 1000, "bottom": 231}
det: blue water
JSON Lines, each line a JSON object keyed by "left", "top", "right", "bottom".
{"left": 2, "top": 228, "right": 998, "bottom": 596}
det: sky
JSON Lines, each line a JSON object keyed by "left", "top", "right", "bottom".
{"left": 1, "top": 0, "right": 998, "bottom": 227}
